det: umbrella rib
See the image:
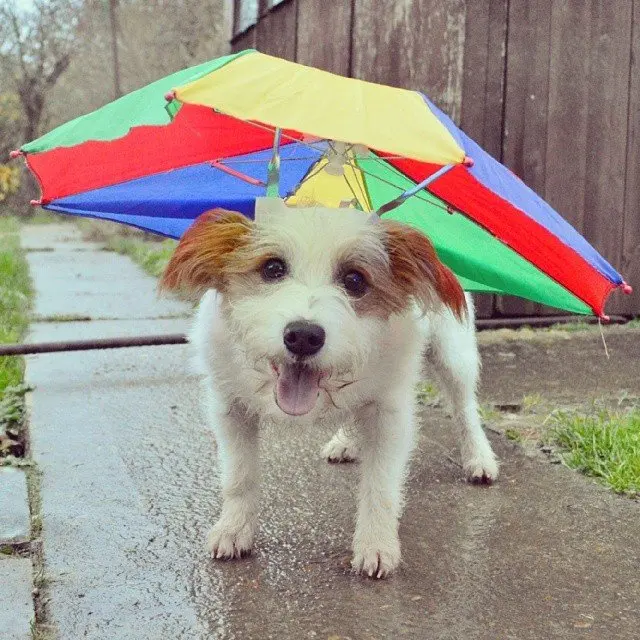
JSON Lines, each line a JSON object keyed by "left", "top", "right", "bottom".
{"left": 342, "top": 171, "right": 362, "bottom": 208}
{"left": 374, "top": 164, "right": 456, "bottom": 216}
{"left": 221, "top": 156, "right": 322, "bottom": 164}
{"left": 210, "top": 112, "right": 458, "bottom": 214}
{"left": 343, "top": 165, "right": 370, "bottom": 211}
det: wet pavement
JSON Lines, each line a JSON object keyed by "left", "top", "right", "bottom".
{"left": 23, "top": 225, "right": 640, "bottom": 639}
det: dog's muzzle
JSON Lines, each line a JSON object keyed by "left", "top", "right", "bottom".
{"left": 274, "top": 321, "right": 327, "bottom": 416}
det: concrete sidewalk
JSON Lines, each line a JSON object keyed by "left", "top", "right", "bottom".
{"left": 24, "top": 224, "right": 640, "bottom": 639}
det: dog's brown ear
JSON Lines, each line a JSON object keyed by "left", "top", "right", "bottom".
{"left": 382, "top": 220, "right": 466, "bottom": 319}
{"left": 160, "top": 208, "right": 253, "bottom": 295}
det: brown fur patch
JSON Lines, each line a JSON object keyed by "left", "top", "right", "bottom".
{"left": 160, "top": 209, "right": 254, "bottom": 294}
{"left": 379, "top": 220, "right": 467, "bottom": 319}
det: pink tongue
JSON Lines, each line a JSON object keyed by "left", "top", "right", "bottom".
{"left": 276, "top": 363, "right": 322, "bottom": 416}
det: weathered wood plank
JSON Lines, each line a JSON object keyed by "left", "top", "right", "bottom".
{"left": 497, "top": 0, "right": 554, "bottom": 316}
{"left": 460, "top": 0, "right": 508, "bottom": 158}
{"left": 472, "top": 294, "right": 494, "bottom": 320}
{"left": 460, "top": 0, "right": 508, "bottom": 316}
{"left": 296, "top": 0, "right": 352, "bottom": 74}
{"left": 502, "top": 0, "right": 551, "bottom": 194}
{"left": 351, "top": 0, "right": 465, "bottom": 119}
{"left": 582, "top": 0, "right": 633, "bottom": 315}
{"left": 621, "top": 0, "right": 640, "bottom": 316}
{"left": 231, "top": 27, "right": 257, "bottom": 52}
{"left": 256, "top": 0, "right": 297, "bottom": 60}
{"left": 545, "top": 0, "right": 591, "bottom": 232}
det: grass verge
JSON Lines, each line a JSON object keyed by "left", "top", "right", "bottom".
{"left": 106, "top": 235, "right": 177, "bottom": 278}
{"left": 0, "top": 216, "right": 52, "bottom": 636}
{"left": 0, "top": 216, "right": 33, "bottom": 460}
{"left": 547, "top": 408, "right": 640, "bottom": 497}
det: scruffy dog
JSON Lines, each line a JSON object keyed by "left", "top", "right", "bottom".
{"left": 161, "top": 201, "right": 498, "bottom": 578}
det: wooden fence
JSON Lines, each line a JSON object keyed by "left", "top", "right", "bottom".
{"left": 231, "top": 0, "right": 639, "bottom": 318}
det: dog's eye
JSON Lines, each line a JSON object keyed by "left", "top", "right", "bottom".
{"left": 343, "top": 270, "right": 368, "bottom": 297}
{"left": 261, "top": 258, "right": 288, "bottom": 281}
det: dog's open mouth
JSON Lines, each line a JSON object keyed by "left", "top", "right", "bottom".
{"left": 272, "top": 361, "right": 324, "bottom": 416}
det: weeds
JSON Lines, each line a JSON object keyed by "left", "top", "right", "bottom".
{"left": 416, "top": 381, "right": 440, "bottom": 407}
{"left": 0, "top": 218, "right": 33, "bottom": 461}
{"left": 479, "top": 404, "right": 501, "bottom": 424}
{"left": 522, "top": 393, "right": 544, "bottom": 412}
{"left": 547, "top": 408, "right": 640, "bottom": 497}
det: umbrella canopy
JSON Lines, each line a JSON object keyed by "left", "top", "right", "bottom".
{"left": 13, "top": 49, "right": 630, "bottom": 317}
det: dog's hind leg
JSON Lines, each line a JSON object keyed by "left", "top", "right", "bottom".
{"left": 322, "top": 425, "right": 360, "bottom": 463}
{"left": 425, "top": 301, "right": 499, "bottom": 484}
{"left": 204, "top": 386, "right": 260, "bottom": 560}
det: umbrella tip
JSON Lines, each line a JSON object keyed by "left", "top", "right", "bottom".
{"left": 30, "top": 199, "right": 42, "bottom": 206}
{"left": 9, "top": 149, "right": 22, "bottom": 159}
{"left": 599, "top": 313, "right": 611, "bottom": 323}
{"left": 164, "top": 91, "right": 176, "bottom": 101}
{"left": 463, "top": 155, "right": 474, "bottom": 167}
{"left": 621, "top": 282, "right": 633, "bottom": 295}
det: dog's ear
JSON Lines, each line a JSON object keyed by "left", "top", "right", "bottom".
{"left": 382, "top": 220, "right": 466, "bottom": 319}
{"left": 160, "top": 208, "right": 253, "bottom": 295}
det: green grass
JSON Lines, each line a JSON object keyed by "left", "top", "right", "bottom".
{"left": 0, "top": 216, "right": 20, "bottom": 235}
{"left": 505, "top": 428, "right": 523, "bottom": 443}
{"left": 416, "top": 380, "right": 440, "bottom": 406}
{"left": 24, "top": 211, "right": 62, "bottom": 225}
{"left": 0, "top": 216, "right": 33, "bottom": 461}
{"left": 106, "top": 236, "right": 177, "bottom": 278}
{"left": 0, "top": 218, "right": 33, "bottom": 392}
{"left": 479, "top": 403, "right": 501, "bottom": 424}
{"left": 522, "top": 393, "right": 544, "bottom": 412}
{"left": 548, "top": 408, "right": 640, "bottom": 497}
{"left": 547, "top": 320, "right": 594, "bottom": 332}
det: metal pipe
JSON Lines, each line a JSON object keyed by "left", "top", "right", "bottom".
{"left": 0, "top": 334, "right": 188, "bottom": 356}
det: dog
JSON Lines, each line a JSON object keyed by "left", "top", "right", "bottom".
{"left": 160, "top": 200, "right": 498, "bottom": 578}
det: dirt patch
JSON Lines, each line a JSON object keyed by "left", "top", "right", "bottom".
{"left": 478, "top": 326, "right": 640, "bottom": 405}
{"left": 474, "top": 327, "right": 640, "bottom": 492}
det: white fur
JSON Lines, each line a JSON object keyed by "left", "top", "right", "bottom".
{"left": 189, "top": 206, "right": 498, "bottom": 577}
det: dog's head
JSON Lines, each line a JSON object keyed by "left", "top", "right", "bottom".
{"left": 161, "top": 205, "right": 465, "bottom": 417}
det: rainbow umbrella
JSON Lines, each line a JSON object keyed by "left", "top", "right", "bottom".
{"left": 12, "top": 50, "right": 631, "bottom": 318}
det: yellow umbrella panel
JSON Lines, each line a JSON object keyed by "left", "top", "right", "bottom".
{"left": 174, "top": 51, "right": 465, "bottom": 166}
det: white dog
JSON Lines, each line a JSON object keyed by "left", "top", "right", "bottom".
{"left": 161, "top": 201, "right": 498, "bottom": 578}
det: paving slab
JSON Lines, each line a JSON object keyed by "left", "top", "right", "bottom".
{"left": 20, "top": 222, "right": 101, "bottom": 252}
{"left": 23, "top": 224, "right": 640, "bottom": 639}
{"left": 21, "top": 225, "right": 187, "bottom": 321}
{"left": 0, "top": 467, "right": 30, "bottom": 545}
{"left": 0, "top": 557, "right": 34, "bottom": 640}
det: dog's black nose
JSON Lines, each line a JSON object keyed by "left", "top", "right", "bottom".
{"left": 283, "top": 321, "right": 325, "bottom": 357}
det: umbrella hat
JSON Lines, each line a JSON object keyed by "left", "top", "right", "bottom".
{"left": 13, "top": 49, "right": 631, "bottom": 317}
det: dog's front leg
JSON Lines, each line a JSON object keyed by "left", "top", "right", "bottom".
{"left": 206, "top": 398, "right": 260, "bottom": 559}
{"left": 352, "top": 400, "right": 416, "bottom": 578}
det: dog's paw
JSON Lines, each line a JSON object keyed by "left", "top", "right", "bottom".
{"left": 351, "top": 537, "right": 401, "bottom": 579}
{"left": 464, "top": 453, "right": 499, "bottom": 485}
{"left": 206, "top": 520, "right": 255, "bottom": 560}
{"left": 322, "top": 431, "right": 360, "bottom": 463}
